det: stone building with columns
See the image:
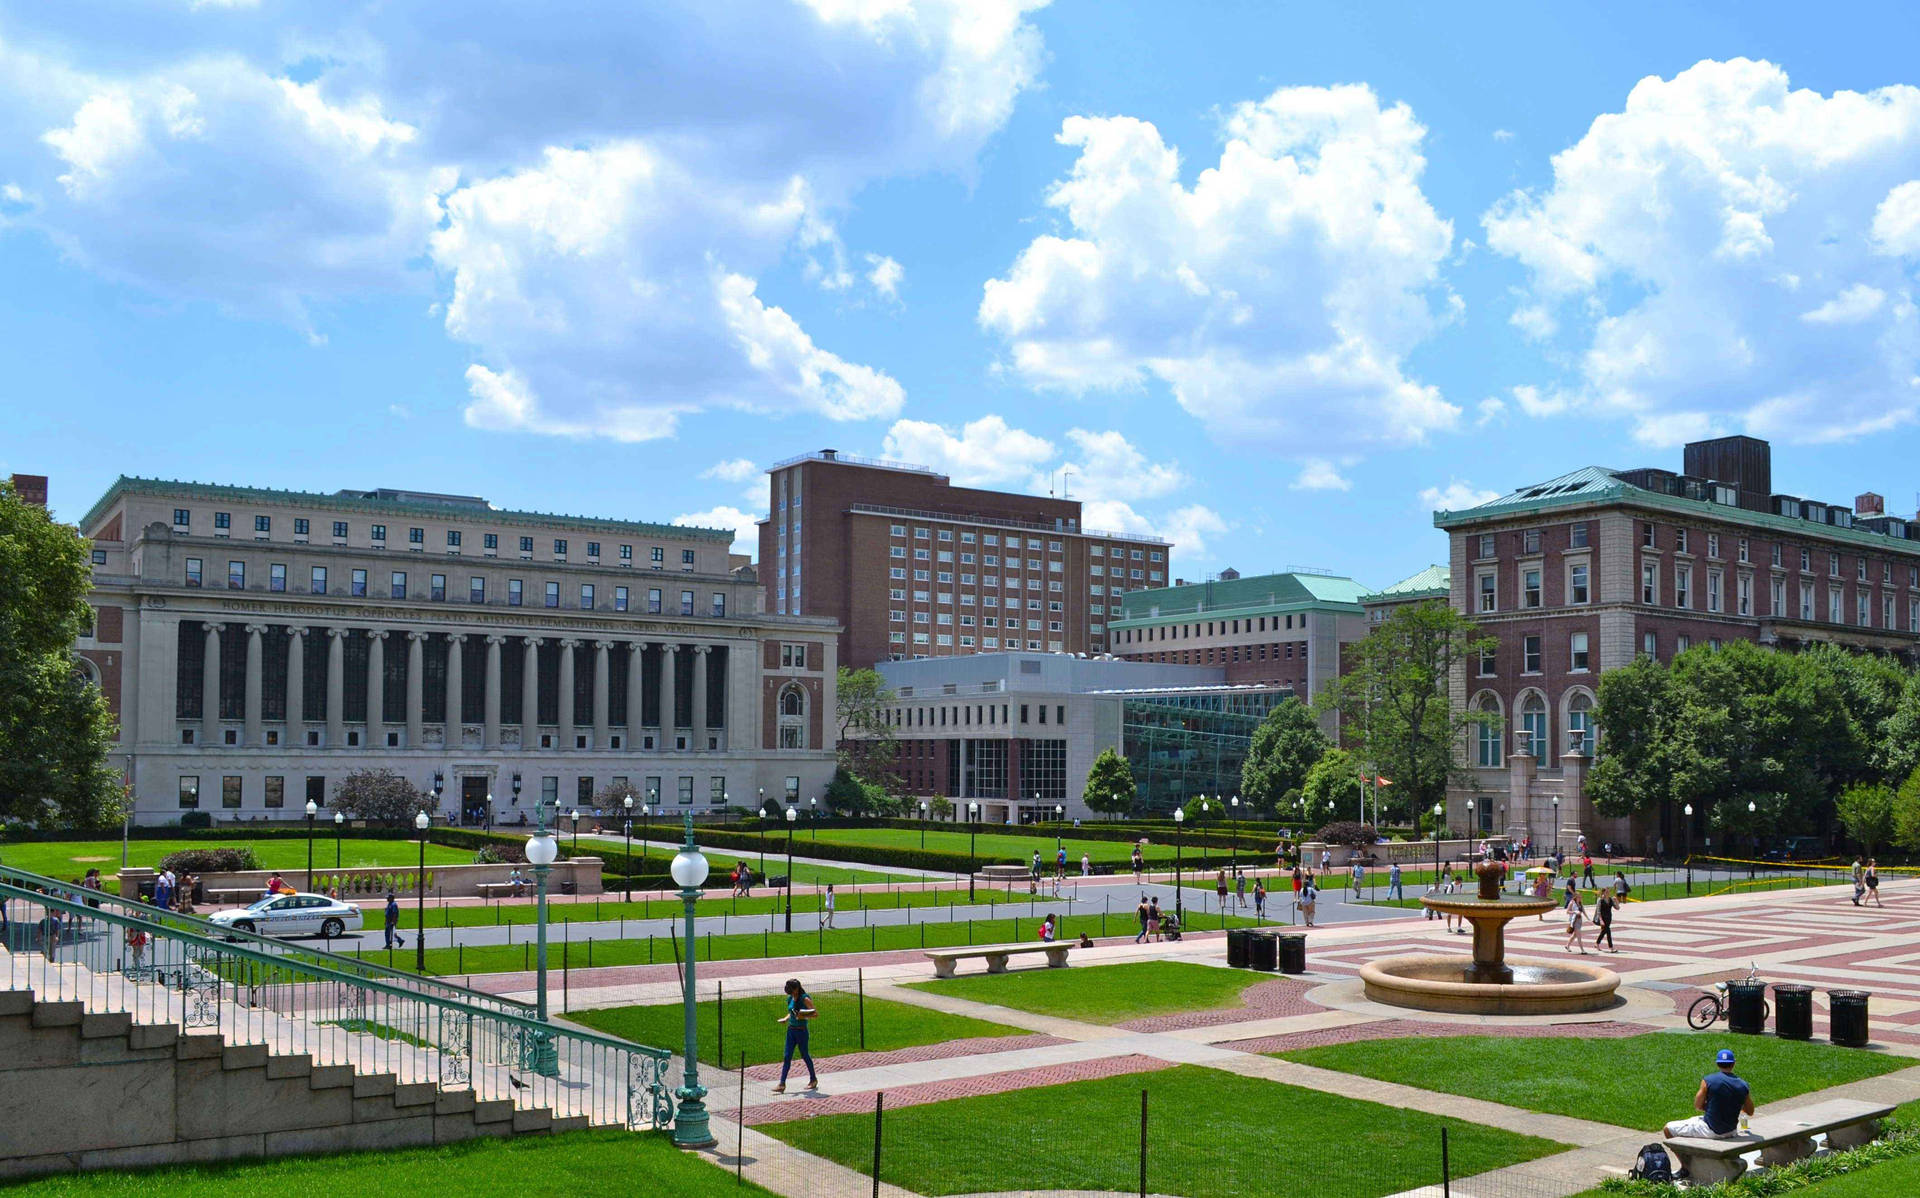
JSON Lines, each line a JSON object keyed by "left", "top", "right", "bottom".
{"left": 74, "top": 477, "right": 839, "bottom": 826}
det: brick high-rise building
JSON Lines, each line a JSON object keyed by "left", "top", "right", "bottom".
{"left": 759, "top": 450, "right": 1171, "bottom": 668}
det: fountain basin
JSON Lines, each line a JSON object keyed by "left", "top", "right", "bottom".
{"left": 1362, "top": 953, "right": 1620, "bottom": 1014}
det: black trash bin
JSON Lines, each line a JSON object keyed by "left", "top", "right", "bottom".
{"left": 1276, "top": 931, "right": 1307, "bottom": 974}
{"left": 1830, "top": 989, "right": 1871, "bottom": 1047}
{"left": 1248, "top": 931, "right": 1278, "bottom": 972}
{"left": 1226, "top": 928, "right": 1251, "bottom": 968}
{"left": 1726, "top": 979, "right": 1768, "bottom": 1034}
{"left": 1772, "top": 984, "right": 1814, "bottom": 1040}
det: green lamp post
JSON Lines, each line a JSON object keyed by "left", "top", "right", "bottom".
{"left": 524, "top": 810, "right": 560, "bottom": 1077}
{"left": 669, "top": 813, "right": 716, "bottom": 1148}
{"left": 1172, "top": 806, "right": 1185, "bottom": 923}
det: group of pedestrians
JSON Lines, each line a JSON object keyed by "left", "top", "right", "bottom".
{"left": 1851, "top": 858, "right": 1882, "bottom": 907}
{"left": 1132, "top": 894, "right": 1180, "bottom": 941}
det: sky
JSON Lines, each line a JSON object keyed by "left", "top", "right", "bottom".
{"left": 8, "top": 1, "right": 1920, "bottom": 592}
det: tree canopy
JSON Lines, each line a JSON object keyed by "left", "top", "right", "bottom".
{"left": 331, "top": 768, "right": 429, "bottom": 825}
{"left": 1083, "top": 748, "right": 1136, "bottom": 819}
{"left": 835, "top": 666, "right": 899, "bottom": 788}
{"left": 1239, "top": 699, "right": 1330, "bottom": 816}
{"left": 1300, "top": 748, "right": 1366, "bottom": 822}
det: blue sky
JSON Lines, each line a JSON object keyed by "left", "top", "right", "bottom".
{"left": 8, "top": 1, "right": 1920, "bottom": 591}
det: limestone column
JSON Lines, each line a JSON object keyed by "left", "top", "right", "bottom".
{"left": 445, "top": 634, "right": 466, "bottom": 744}
{"left": 521, "top": 637, "right": 542, "bottom": 745}
{"left": 201, "top": 622, "right": 223, "bottom": 746}
{"left": 657, "top": 643, "right": 678, "bottom": 746}
{"left": 690, "top": 644, "right": 709, "bottom": 750}
{"left": 708, "top": 645, "right": 726, "bottom": 747}
{"left": 625, "top": 642, "right": 647, "bottom": 750}
{"left": 406, "top": 632, "right": 426, "bottom": 748}
{"left": 366, "top": 630, "right": 387, "bottom": 739}
{"left": 558, "top": 639, "right": 578, "bottom": 749}
{"left": 484, "top": 635, "right": 504, "bottom": 749}
{"left": 592, "top": 640, "right": 612, "bottom": 750}
{"left": 243, "top": 623, "right": 265, "bottom": 746}
{"left": 325, "top": 628, "right": 346, "bottom": 748}
{"left": 285, "top": 627, "right": 305, "bottom": 740}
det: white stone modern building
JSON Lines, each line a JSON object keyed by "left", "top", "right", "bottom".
{"left": 76, "top": 478, "right": 839, "bottom": 826}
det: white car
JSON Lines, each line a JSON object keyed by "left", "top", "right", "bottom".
{"left": 207, "top": 892, "right": 364, "bottom": 940}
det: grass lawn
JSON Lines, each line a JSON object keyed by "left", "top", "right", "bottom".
{"left": 587, "top": 837, "right": 907, "bottom": 886}
{"left": 570, "top": 993, "right": 1023, "bottom": 1067}
{"left": 904, "top": 960, "right": 1266, "bottom": 1024}
{"left": 763, "top": 1063, "right": 1565, "bottom": 1198}
{"left": 395, "top": 883, "right": 1061, "bottom": 930}
{"left": 351, "top": 908, "right": 1264, "bottom": 976}
{"left": 0, "top": 1129, "right": 761, "bottom": 1197}
{"left": 1278, "top": 1031, "right": 1907, "bottom": 1132}
{"left": 0, "top": 838, "right": 471, "bottom": 884}
{"left": 774, "top": 825, "right": 1273, "bottom": 868}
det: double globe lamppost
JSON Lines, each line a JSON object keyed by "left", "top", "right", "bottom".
{"left": 669, "top": 814, "right": 716, "bottom": 1149}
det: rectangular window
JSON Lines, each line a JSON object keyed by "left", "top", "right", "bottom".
{"left": 1737, "top": 574, "right": 1752, "bottom": 617}
{"left": 678, "top": 777, "right": 694, "bottom": 806}
{"left": 1570, "top": 522, "right": 1590, "bottom": 549}
{"left": 270, "top": 563, "right": 287, "bottom": 592}
{"left": 1478, "top": 645, "right": 1496, "bottom": 676}
{"left": 392, "top": 570, "right": 407, "bottom": 599}
{"left": 711, "top": 593, "right": 726, "bottom": 617}
{"left": 429, "top": 573, "right": 447, "bottom": 601}
{"left": 1522, "top": 529, "right": 1541, "bottom": 554}
{"left": 1642, "top": 631, "right": 1657, "bottom": 657}
{"left": 1675, "top": 564, "right": 1691, "bottom": 609}
{"left": 470, "top": 576, "right": 485, "bottom": 604}
{"left": 648, "top": 588, "right": 662, "bottom": 613}
{"left": 521, "top": 536, "right": 535, "bottom": 554}
{"left": 1771, "top": 543, "right": 1782, "bottom": 567}
{"left": 1801, "top": 548, "right": 1812, "bottom": 572}
{"left": 1568, "top": 563, "right": 1589, "bottom": 604}
{"left": 1523, "top": 568, "right": 1541, "bottom": 608}
{"left": 1522, "top": 635, "right": 1541, "bottom": 673}
{"left": 306, "top": 776, "right": 325, "bottom": 808}
{"left": 1707, "top": 570, "right": 1722, "bottom": 613}
{"left": 1570, "top": 632, "right": 1589, "bottom": 671}
{"left": 222, "top": 776, "right": 243, "bottom": 809}
{"left": 1641, "top": 562, "right": 1656, "bottom": 604}
{"left": 263, "top": 776, "right": 284, "bottom": 809}
{"left": 173, "top": 508, "right": 191, "bottom": 528}
{"left": 254, "top": 515, "right": 271, "bottom": 534}
{"left": 178, "top": 776, "right": 200, "bottom": 809}
{"left": 1771, "top": 577, "right": 1785, "bottom": 615}
{"left": 554, "top": 538, "right": 569, "bottom": 557}
{"left": 1476, "top": 533, "right": 1495, "bottom": 559}
{"left": 228, "top": 560, "right": 246, "bottom": 590}
{"left": 185, "top": 557, "right": 202, "bottom": 587}
{"left": 651, "top": 547, "right": 665, "bottom": 565}
{"left": 586, "top": 541, "right": 601, "bottom": 559}
{"left": 580, "top": 584, "right": 594, "bottom": 609}
{"left": 545, "top": 581, "right": 559, "bottom": 608}
{"left": 1707, "top": 533, "right": 1720, "bottom": 558}
{"left": 351, "top": 568, "right": 367, "bottom": 597}
{"left": 444, "top": 530, "right": 461, "bottom": 548}
{"left": 1641, "top": 522, "right": 1654, "bottom": 548}
{"left": 371, "top": 524, "right": 387, "bottom": 542}
{"left": 308, "top": 565, "right": 326, "bottom": 594}
{"left": 485, "top": 533, "right": 499, "bottom": 551}
{"left": 615, "top": 585, "right": 629, "bottom": 612}
{"left": 214, "top": 512, "right": 231, "bottom": 531}
{"left": 1738, "top": 538, "right": 1749, "bottom": 563}
{"left": 409, "top": 527, "right": 424, "bottom": 545}
{"left": 680, "top": 590, "right": 694, "bottom": 615}
{"left": 1859, "top": 593, "right": 1871, "bottom": 626}
{"left": 1829, "top": 589, "right": 1842, "bottom": 623}
{"left": 682, "top": 549, "right": 696, "bottom": 569}
{"left": 1676, "top": 529, "right": 1689, "bottom": 553}
{"left": 1801, "top": 585, "right": 1814, "bottom": 621}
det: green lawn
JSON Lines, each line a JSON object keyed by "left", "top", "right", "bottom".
{"left": 587, "top": 837, "right": 907, "bottom": 886}
{"left": 350, "top": 908, "right": 1265, "bottom": 976}
{"left": 570, "top": 993, "right": 1023, "bottom": 1067}
{"left": 0, "top": 1129, "right": 761, "bottom": 1197}
{"left": 905, "top": 960, "right": 1265, "bottom": 1024}
{"left": 0, "top": 838, "right": 471, "bottom": 884}
{"left": 762, "top": 1063, "right": 1565, "bottom": 1198}
{"left": 1279, "top": 1031, "right": 1907, "bottom": 1132}
{"left": 758, "top": 825, "right": 1277, "bottom": 868}
{"left": 396, "top": 884, "right": 1064, "bottom": 930}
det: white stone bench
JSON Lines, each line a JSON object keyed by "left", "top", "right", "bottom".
{"left": 927, "top": 941, "right": 1072, "bottom": 979}
{"left": 477, "top": 883, "right": 528, "bottom": 900}
{"left": 1666, "top": 1097, "right": 1894, "bottom": 1184}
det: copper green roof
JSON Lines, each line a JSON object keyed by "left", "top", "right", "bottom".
{"left": 1113, "top": 571, "right": 1367, "bottom": 626}
{"left": 79, "top": 476, "right": 732, "bottom": 542}
{"left": 1360, "top": 564, "right": 1449, "bottom": 603}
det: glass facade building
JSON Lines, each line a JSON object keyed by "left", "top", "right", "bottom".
{"left": 1121, "top": 699, "right": 1265, "bottom": 814}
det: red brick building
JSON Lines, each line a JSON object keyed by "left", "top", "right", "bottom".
{"left": 759, "top": 450, "right": 1170, "bottom": 669}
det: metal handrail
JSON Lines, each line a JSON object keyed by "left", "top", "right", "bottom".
{"left": 0, "top": 881, "right": 672, "bottom": 1129}
{"left": 0, "top": 863, "right": 532, "bottom": 1016}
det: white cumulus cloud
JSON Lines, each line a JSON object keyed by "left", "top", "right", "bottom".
{"left": 673, "top": 506, "right": 760, "bottom": 554}
{"left": 865, "top": 253, "right": 904, "bottom": 301}
{"left": 701, "top": 458, "right": 760, "bottom": 484}
{"left": 1290, "top": 459, "right": 1351, "bottom": 492}
{"left": 882, "top": 414, "right": 1056, "bottom": 486}
{"left": 1420, "top": 480, "right": 1502, "bottom": 512}
{"left": 1485, "top": 58, "right": 1920, "bottom": 445}
{"left": 980, "top": 83, "right": 1460, "bottom": 458}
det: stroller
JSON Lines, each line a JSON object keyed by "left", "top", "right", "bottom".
{"left": 1161, "top": 913, "right": 1183, "bottom": 941}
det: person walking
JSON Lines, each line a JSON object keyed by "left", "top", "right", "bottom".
{"left": 1038, "top": 913, "right": 1058, "bottom": 942}
{"left": 1081, "top": 853, "right": 1092, "bottom": 878}
{"left": 1866, "top": 859, "right": 1882, "bottom": 907}
{"left": 1564, "top": 880, "right": 1589, "bottom": 954}
{"left": 772, "top": 978, "right": 819, "bottom": 1094}
{"left": 1387, "top": 862, "right": 1403, "bottom": 902}
{"left": 1300, "top": 876, "right": 1319, "bottom": 927}
{"left": 1253, "top": 879, "right": 1266, "bottom": 919}
{"left": 822, "top": 884, "right": 836, "bottom": 929}
{"left": 1215, "top": 869, "right": 1229, "bottom": 911}
{"left": 1349, "top": 861, "right": 1364, "bottom": 900}
{"left": 1056, "top": 846, "right": 1068, "bottom": 879}
{"left": 1134, "top": 895, "right": 1150, "bottom": 943}
{"left": 1234, "top": 868, "right": 1247, "bottom": 909}
{"left": 1131, "top": 846, "right": 1143, "bottom": 881}
{"left": 1594, "top": 886, "right": 1619, "bottom": 953}
{"left": 383, "top": 892, "right": 404, "bottom": 950}
{"left": 1851, "top": 857, "right": 1866, "bottom": 906}
{"left": 1147, "top": 897, "right": 1163, "bottom": 942}
{"left": 1581, "top": 854, "right": 1597, "bottom": 889}
{"left": 1613, "top": 870, "right": 1632, "bottom": 900}
{"left": 1320, "top": 847, "right": 1332, "bottom": 872}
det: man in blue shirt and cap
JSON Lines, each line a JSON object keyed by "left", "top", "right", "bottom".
{"left": 1664, "top": 1049, "right": 1754, "bottom": 1139}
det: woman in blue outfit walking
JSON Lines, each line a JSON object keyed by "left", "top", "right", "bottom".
{"left": 772, "top": 977, "right": 819, "bottom": 1093}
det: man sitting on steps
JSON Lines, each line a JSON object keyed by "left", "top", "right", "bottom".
{"left": 1663, "top": 1049, "right": 1754, "bottom": 1141}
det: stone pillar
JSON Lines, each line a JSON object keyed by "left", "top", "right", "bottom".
{"left": 709, "top": 645, "right": 726, "bottom": 745}
{"left": 366, "top": 630, "right": 386, "bottom": 739}
{"left": 406, "top": 632, "right": 426, "bottom": 748}
{"left": 690, "top": 644, "right": 709, "bottom": 750}
{"left": 1507, "top": 750, "right": 1535, "bottom": 846}
{"left": 592, "top": 640, "right": 612, "bottom": 750}
{"left": 484, "top": 635, "right": 504, "bottom": 749}
{"left": 1560, "top": 750, "right": 1589, "bottom": 850}
{"left": 557, "top": 639, "right": 578, "bottom": 749}
{"left": 626, "top": 642, "right": 646, "bottom": 750}
{"left": 658, "top": 643, "right": 678, "bottom": 745}
{"left": 201, "top": 622, "right": 223, "bottom": 746}
{"left": 285, "top": 627, "right": 305, "bottom": 739}
{"left": 243, "top": 623, "right": 265, "bottom": 746}
{"left": 445, "top": 634, "right": 466, "bottom": 744}
{"left": 521, "top": 637, "right": 542, "bottom": 745}
{"left": 325, "top": 628, "right": 346, "bottom": 748}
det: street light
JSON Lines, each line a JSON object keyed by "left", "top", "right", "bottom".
{"left": 668, "top": 815, "right": 715, "bottom": 1149}
{"left": 570, "top": 809, "right": 580, "bottom": 853}
{"left": 304, "top": 799, "right": 317, "bottom": 890}
{"left": 783, "top": 806, "right": 798, "bottom": 933}
{"left": 413, "top": 809, "right": 430, "bottom": 972}
{"left": 333, "top": 810, "right": 344, "bottom": 869}
{"left": 967, "top": 801, "right": 979, "bottom": 901}
{"left": 1054, "top": 805, "right": 1064, "bottom": 850}
{"left": 758, "top": 788, "right": 767, "bottom": 876}
{"left": 1432, "top": 802, "right": 1444, "bottom": 880}
{"left": 1748, "top": 800, "right": 1758, "bottom": 879}
{"left": 809, "top": 796, "right": 817, "bottom": 840}
{"left": 1172, "top": 806, "right": 1186, "bottom": 923}
{"left": 1683, "top": 803, "right": 1694, "bottom": 895}
{"left": 1230, "top": 796, "right": 1240, "bottom": 867}
{"left": 623, "top": 794, "right": 636, "bottom": 901}
{"left": 919, "top": 800, "right": 928, "bottom": 849}
{"left": 524, "top": 813, "right": 560, "bottom": 1077}
{"left": 1552, "top": 795, "right": 1561, "bottom": 856}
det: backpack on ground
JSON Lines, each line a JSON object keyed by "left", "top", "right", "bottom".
{"left": 1628, "top": 1142, "right": 1673, "bottom": 1182}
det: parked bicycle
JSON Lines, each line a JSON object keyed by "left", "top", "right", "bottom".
{"left": 1688, "top": 964, "right": 1769, "bottom": 1030}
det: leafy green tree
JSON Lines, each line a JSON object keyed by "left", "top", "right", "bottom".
{"left": 1239, "top": 699, "right": 1330, "bottom": 816}
{"left": 1837, "top": 782, "right": 1897, "bottom": 855}
{"left": 1894, "top": 768, "right": 1920, "bottom": 852}
{"left": 835, "top": 666, "right": 899, "bottom": 788}
{"left": 1588, "top": 655, "right": 1679, "bottom": 819}
{"left": 1083, "top": 748, "right": 1137, "bottom": 819}
{"left": 823, "top": 765, "right": 886, "bottom": 817}
{"left": 927, "top": 794, "right": 954, "bottom": 821}
{"left": 332, "top": 768, "right": 429, "bottom": 826}
{"left": 0, "top": 481, "right": 122, "bottom": 829}
{"left": 1301, "top": 748, "right": 1366, "bottom": 821}
{"left": 1315, "top": 601, "right": 1496, "bottom": 822}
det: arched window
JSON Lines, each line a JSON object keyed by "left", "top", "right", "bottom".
{"left": 1567, "top": 692, "right": 1593, "bottom": 754}
{"left": 1521, "top": 693, "right": 1548, "bottom": 767}
{"left": 780, "top": 687, "right": 805, "bottom": 717}
{"left": 1474, "top": 693, "right": 1503, "bottom": 768}
{"left": 777, "top": 684, "right": 808, "bottom": 749}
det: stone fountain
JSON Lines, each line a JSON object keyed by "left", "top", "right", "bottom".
{"left": 1359, "top": 860, "right": 1620, "bottom": 1015}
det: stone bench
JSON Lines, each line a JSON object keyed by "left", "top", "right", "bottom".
{"left": 477, "top": 883, "right": 530, "bottom": 900}
{"left": 1666, "top": 1098, "right": 1894, "bottom": 1184}
{"left": 977, "top": 865, "right": 1032, "bottom": 882}
{"left": 927, "top": 941, "right": 1072, "bottom": 979}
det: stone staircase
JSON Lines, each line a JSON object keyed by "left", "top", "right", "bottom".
{"left": 0, "top": 987, "right": 589, "bottom": 1179}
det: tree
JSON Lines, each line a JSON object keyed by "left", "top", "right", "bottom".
{"left": 927, "top": 795, "right": 954, "bottom": 821}
{"left": 1314, "top": 601, "right": 1496, "bottom": 823}
{"left": 823, "top": 765, "right": 888, "bottom": 817}
{"left": 0, "top": 480, "right": 122, "bottom": 829}
{"left": 1240, "top": 699, "right": 1330, "bottom": 816}
{"left": 1083, "top": 748, "right": 1136, "bottom": 819}
{"left": 1837, "top": 782, "right": 1897, "bottom": 855}
{"left": 836, "top": 666, "right": 899, "bottom": 787}
{"left": 1301, "top": 748, "right": 1366, "bottom": 821}
{"left": 331, "top": 768, "right": 430, "bottom": 825}
{"left": 1894, "top": 768, "right": 1920, "bottom": 852}
{"left": 593, "top": 780, "right": 646, "bottom": 816}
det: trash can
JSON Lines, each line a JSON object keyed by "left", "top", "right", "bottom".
{"left": 1248, "top": 931, "right": 1278, "bottom": 972}
{"left": 1830, "top": 989, "right": 1871, "bottom": 1047}
{"left": 1276, "top": 931, "right": 1307, "bottom": 974}
{"left": 1226, "top": 929, "right": 1251, "bottom": 968}
{"left": 1726, "top": 979, "right": 1768, "bottom": 1034}
{"left": 1772, "top": 984, "right": 1813, "bottom": 1040}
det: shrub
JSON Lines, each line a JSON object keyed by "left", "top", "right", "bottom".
{"left": 178, "top": 811, "right": 213, "bottom": 829}
{"left": 474, "top": 842, "right": 528, "bottom": 865}
{"left": 157, "top": 847, "right": 259, "bottom": 874}
{"left": 1311, "top": 821, "right": 1377, "bottom": 847}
